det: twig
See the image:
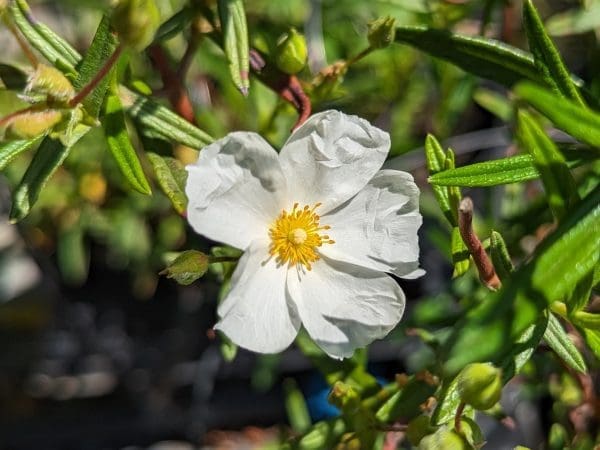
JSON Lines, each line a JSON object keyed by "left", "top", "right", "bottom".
{"left": 458, "top": 197, "right": 501, "bottom": 290}
{"left": 148, "top": 44, "right": 197, "bottom": 124}
{"left": 454, "top": 401, "right": 466, "bottom": 432}
{"left": 0, "top": 105, "right": 39, "bottom": 127}
{"left": 69, "top": 44, "right": 124, "bottom": 107}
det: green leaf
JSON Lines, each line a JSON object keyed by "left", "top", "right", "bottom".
{"left": 394, "top": 26, "right": 543, "bottom": 87}
{"left": 9, "top": 0, "right": 80, "bottom": 73}
{"left": 516, "top": 110, "right": 578, "bottom": 219}
{"left": 429, "top": 154, "right": 540, "bottom": 187}
{"left": 546, "top": 3, "right": 600, "bottom": 36}
{"left": 544, "top": 313, "right": 586, "bottom": 373}
{"left": 0, "top": 63, "right": 28, "bottom": 90}
{"left": 581, "top": 327, "right": 600, "bottom": 360}
{"left": 451, "top": 226, "right": 470, "bottom": 278}
{"left": 375, "top": 377, "right": 437, "bottom": 423}
{"left": 490, "top": 230, "right": 514, "bottom": 281}
{"left": 515, "top": 82, "right": 600, "bottom": 148}
{"left": 102, "top": 92, "right": 152, "bottom": 194}
{"left": 284, "top": 378, "right": 312, "bottom": 433}
{"left": 425, "top": 134, "right": 455, "bottom": 225}
{"left": 73, "top": 15, "right": 118, "bottom": 118}
{"left": 522, "top": 0, "right": 585, "bottom": 105}
{"left": 442, "top": 186, "right": 599, "bottom": 375}
{"left": 147, "top": 153, "right": 188, "bottom": 214}
{"left": 120, "top": 87, "right": 214, "bottom": 149}
{"left": 217, "top": 330, "right": 238, "bottom": 362}
{"left": 473, "top": 88, "right": 514, "bottom": 122}
{"left": 9, "top": 136, "right": 84, "bottom": 222}
{"left": 218, "top": 0, "right": 250, "bottom": 95}
{"left": 285, "top": 418, "right": 346, "bottom": 450}
{"left": 155, "top": 7, "right": 194, "bottom": 42}
{"left": 0, "top": 138, "right": 41, "bottom": 171}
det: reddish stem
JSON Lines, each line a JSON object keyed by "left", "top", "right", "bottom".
{"left": 458, "top": 197, "right": 501, "bottom": 290}
{"left": 69, "top": 44, "right": 124, "bottom": 107}
{"left": 0, "top": 105, "right": 39, "bottom": 127}
{"left": 454, "top": 401, "right": 466, "bottom": 433}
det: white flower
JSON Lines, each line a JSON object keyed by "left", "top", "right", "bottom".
{"left": 185, "top": 110, "right": 423, "bottom": 359}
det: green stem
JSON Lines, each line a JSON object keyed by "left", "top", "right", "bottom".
{"left": 208, "top": 255, "right": 240, "bottom": 264}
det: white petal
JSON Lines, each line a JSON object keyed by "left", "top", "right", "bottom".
{"left": 287, "top": 258, "right": 405, "bottom": 359}
{"left": 320, "top": 170, "right": 424, "bottom": 278}
{"left": 216, "top": 240, "right": 300, "bottom": 353}
{"left": 279, "top": 110, "right": 389, "bottom": 213}
{"left": 185, "top": 132, "right": 286, "bottom": 250}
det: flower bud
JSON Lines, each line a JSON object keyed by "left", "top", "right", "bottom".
{"left": 328, "top": 381, "right": 360, "bottom": 410}
{"left": 4, "top": 110, "right": 63, "bottom": 139}
{"left": 419, "top": 427, "right": 473, "bottom": 450}
{"left": 159, "top": 250, "right": 209, "bottom": 285}
{"left": 111, "top": 0, "right": 160, "bottom": 51}
{"left": 457, "top": 363, "right": 502, "bottom": 410}
{"left": 274, "top": 28, "right": 307, "bottom": 75}
{"left": 27, "top": 64, "right": 75, "bottom": 102}
{"left": 367, "top": 16, "right": 396, "bottom": 49}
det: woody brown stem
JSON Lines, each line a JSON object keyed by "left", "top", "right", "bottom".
{"left": 458, "top": 197, "right": 501, "bottom": 290}
{"left": 69, "top": 44, "right": 123, "bottom": 107}
{"left": 454, "top": 401, "right": 466, "bottom": 432}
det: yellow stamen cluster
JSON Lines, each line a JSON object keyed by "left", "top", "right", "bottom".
{"left": 269, "top": 203, "right": 335, "bottom": 270}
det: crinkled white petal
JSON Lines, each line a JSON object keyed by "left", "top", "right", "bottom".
{"left": 216, "top": 240, "right": 301, "bottom": 353}
{"left": 320, "top": 170, "right": 424, "bottom": 278}
{"left": 279, "top": 110, "right": 389, "bottom": 213}
{"left": 287, "top": 258, "right": 405, "bottom": 359}
{"left": 185, "top": 132, "right": 286, "bottom": 250}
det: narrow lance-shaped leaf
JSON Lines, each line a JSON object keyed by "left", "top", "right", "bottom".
{"left": 147, "top": 152, "right": 188, "bottom": 214}
{"left": 544, "top": 313, "right": 587, "bottom": 373}
{"left": 218, "top": 0, "right": 250, "bottom": 95}
{"left": 102, "top": 91, "right": 152, "bottom": 195}
{"left": 283, "top": 378, "right": 312, "bottom": 434}
{"left": 9, "top": 0, "right": 80, "bottom": 73}
{"left": 394, "top": 26, "right": 544, "bottom": 87}
{"left": 523, "top": 0, "right": 585, "bottom": 106}
{"left": 0, "top": 137, "right": 42, "bottom": 171}
{"left": 120, "top": 87, "right": 214, "bottom": 149}
{"left": 515, "top": 81, "right": 600, "bottom": 148}
{"left": 73, "top": 15, "right": 118, "bottom": 118}
{"left": 516, "top": 110, "right": 578, "bottom": 220}
{"left": 425, "top": 134, "right": 453, "bottom": 224}
{"left": 490, "top": 230, "right": 514, "bottom": 282}
{"left": 442, "top": 185, "right": 600, "bottom": 375}
{"left": 9, "top": 135, "right": 86, "bottom": 222}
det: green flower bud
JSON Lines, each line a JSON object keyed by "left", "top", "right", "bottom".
{"left": 367, "top": 16, "right": 396, "bottom": 49}
{"left": 27, "top": 64, "right": 75, "bottom": 102}
{"left": 457, "top": 363, "right": 503, "bottom": 410}
{"left": 4, "top": 110, "right": 63, "bottom": 139}
{"left": 328, "top": 381, "right": 360, "bottom": 410}
{"left": 419, "top": 427, "right": 473, "bottom": 450}
{"left": 274, "top": 28, "right": 307, "bottom": 75}
{"left": 111, "top": 0, "right": 160, "bottom": 51}
{"left": 159, "top": 250, "right": 209, "bottom": 285}
{"left": 406, "top": 415, "right": 435, "bottom": 446}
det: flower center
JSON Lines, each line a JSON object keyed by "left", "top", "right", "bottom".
{"left": 269, "top": 202, "right": 335, "bottom": 270}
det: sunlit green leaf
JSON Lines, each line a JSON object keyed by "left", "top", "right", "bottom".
{"left": 516, "top": 110, "right": 578, "bottom": 219}
{"left": 102, "top": 92, "right": 152, "bottom": 194}
{"left": 394, "top": 26, "right": 543, "bottom": 87}
{"left": 120, "top": 87, "right": 214, "bottom": 149}
{"left": 218, "top": 0, "right": 250, "bottom": 95}
{"left": 0, "top": 137, "right": 41, "bottom": 171}
{"left": 284, "top": 378, "right": 312, "bottom": 433}
{"left": 73, "top": 15, "right": 117, "bottom": 118}
{"left": 544, "top": 313, "right": 586, "bottom": 373}
{"left": 515, "top": 82, "right": 600, "bottom": 148}
{"left": 523, "top": 0, "right": 585, "bottom": 105}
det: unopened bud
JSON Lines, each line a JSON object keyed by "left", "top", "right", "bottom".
{"left": 457, "top": 363, "right": 502, "bottom": 410}
{"left": 419, "top": 427, "right": 473, "bottom": 450}
{"left": 328, "top": 381, "right": 359, "bottom": 410}
{"left": 4, "top": 110, "right": 63, "bottom": 139}
{"left": 27, "top": 64, "right": 75, "bottom": 102}
{"left": 111, "top": 0, "right": 160, "bottom": 51}
{"left": 367, "top": 16, "right": 396, "bottom": 49}
{"left": 274, "top": 28, "right": 307, "bottom": 75}
{"left": 159, "top": 250, "right": 209, "bottom": 285}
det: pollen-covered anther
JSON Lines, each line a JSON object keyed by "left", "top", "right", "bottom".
{"left": 269, "top": 202, "right": 335, "bottom": 270}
